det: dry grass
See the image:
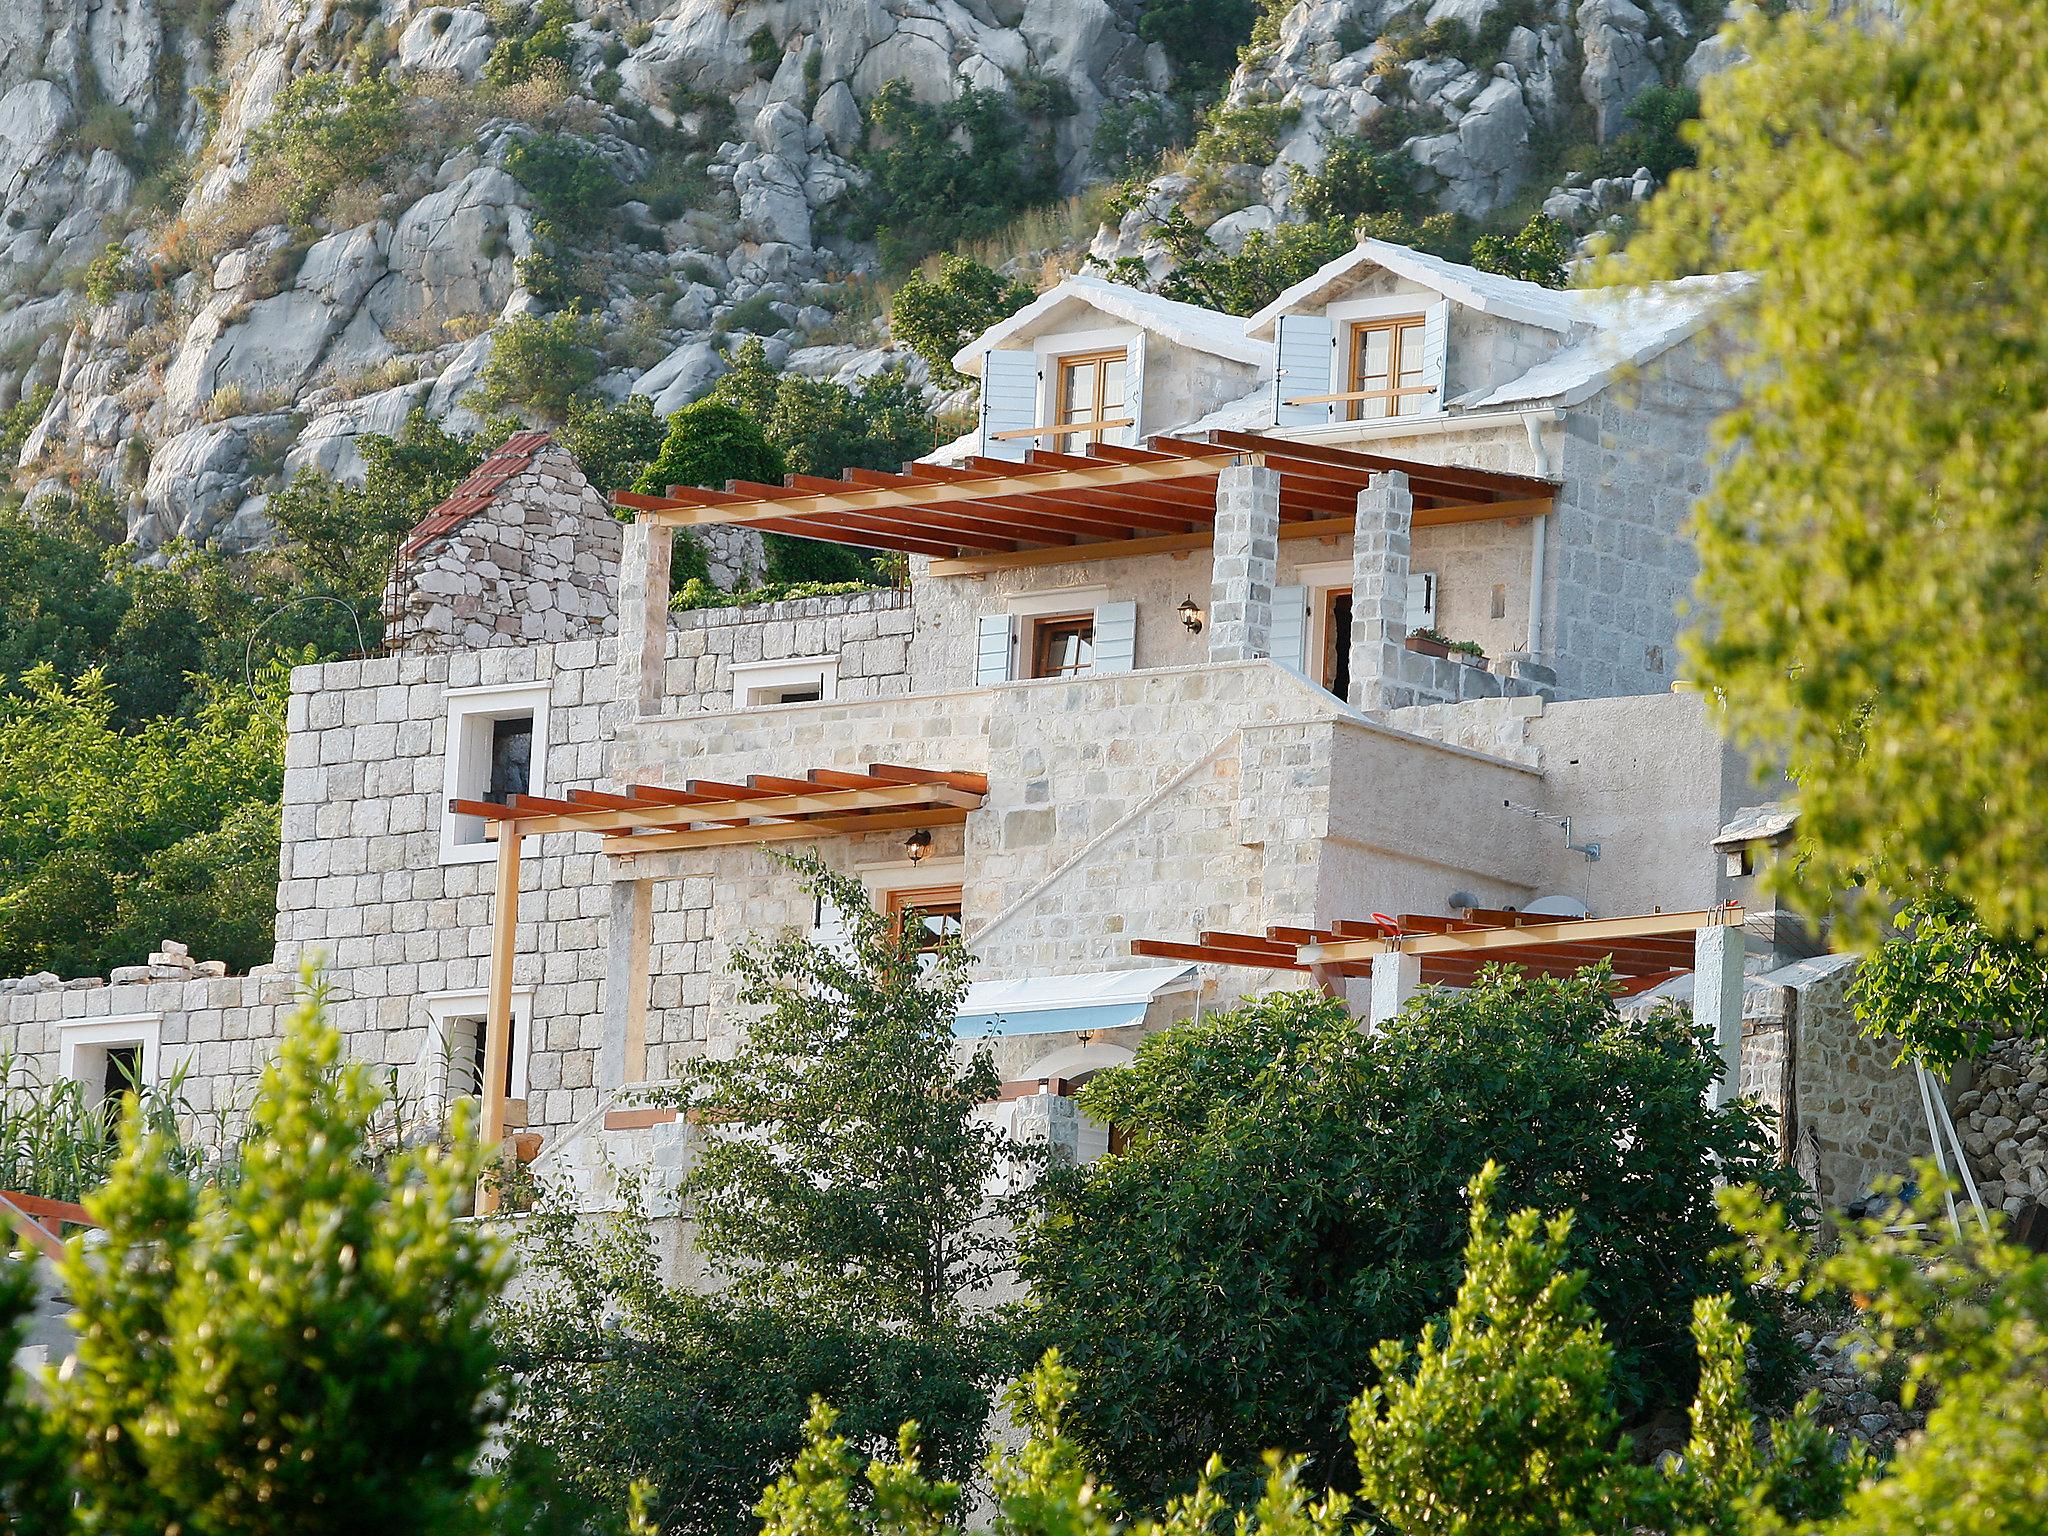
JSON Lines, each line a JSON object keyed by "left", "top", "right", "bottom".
{"left": 199, "top": 380, "right": 294, "bottom": 422}
{"left": 320, "top": 356, "right": 424, "bottom": 400}
{"left": 154, "top": 177, "right": 290, "bottom": 279}
{"left": 937, "top": 188, "right": 1120, "bottom": 277}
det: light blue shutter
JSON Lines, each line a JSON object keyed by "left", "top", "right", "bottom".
{"left": 1092, "top": 601, "right": 1136, "bottom": 674}
{"left": 1118, "top": 336, "right": 1145, "bottom": 447}
{"left": 975, "top": 612, "right": 1014, "bottom": 684}
{"left": 981, "top": 349, "right": 1040, "bottom": 461}
{"left": 1418, "top": 298, "right": 1450, "bottom": 413}
{"left": 1269, "top": 585, "right": 1309, "bottom": 672}
{"left": 1274, "top": 313, "right": 1337, "bottom": 427}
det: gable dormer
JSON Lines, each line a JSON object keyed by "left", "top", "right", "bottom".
{"left": 1244, "top": 241, "right": 1591, "bottom": 431}
{"left": 952, "top": 275, "right": 1268, "bottom": 461}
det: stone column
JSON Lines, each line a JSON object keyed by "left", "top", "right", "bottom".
{"left": 1368, "top": 950, "right": 1421, "bottom": 1031}
{"left": 1348, "top": 471, "right": 1414, "bottom": 710}
{"left": 1695, "top": 920, "right": 1747, "bottom": 1108}
{"left": 598, "top": 878, "right": 653, "bottom": 1091}
{"left": 1208, "top": 462, "right": 1281, "bottom": 663}
{"left": 615, "top": 516, "right": 673, "bottom": 722}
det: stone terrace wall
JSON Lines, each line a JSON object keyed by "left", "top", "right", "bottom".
{"left": 1782, "top": 954, "right": 1929, "bottom": 1206}
{"left": 662, "top": 587, "right": 914, "bottom": 703}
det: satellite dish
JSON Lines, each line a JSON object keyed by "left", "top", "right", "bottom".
{"left": 1522, "top": 894, "right": 1590, "bottom": 919}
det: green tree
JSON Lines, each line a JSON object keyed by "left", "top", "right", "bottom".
{"left": 559, "top": 395, "right": 668, "bottom": 494}
{"left": 46, "top": 982, "right": 511, "bottom": 1533}
{"left": 477, "top": 307, "right": 605, "bottom": 424}
{"left": 1021, "top": 975, "right": 1797, "bottom": 1505}
{"left": 484, "top": 0, "right": 577, "bottom": 87}
{"left": 847, "top": 82, "right": 1060, "bottom": 271}
{"left": 0, "top": 664, "right": 286, "bottom": 977}
{"left": 1470, "top": 213, "right": 1570, "bottom": 288}
{"left": 498, "top": 856, "right": 1022, "bottom": 1535}
{"left": 504, "top": 132, "right": 621, "bottom": 226}
{"left": 1617, "top": 1, "right": 2048, "bottom": 935}
{"left": 890, "top": 256, "right": 1035, "bottom": 388}
{"left": 247, "top": 71, "right": 408, "bottom": 225}
{"left": 1136, "top": 0, "right": 1259, "bottom": 94}
{"left": 1290, "top": 138, "right": 1425, "bottom": 225}
{"left": 1848, "top": 892, "right": 2048, "bottom": 1069}
{"left": 633, "top": 396, "right": 787, "bottom": 496}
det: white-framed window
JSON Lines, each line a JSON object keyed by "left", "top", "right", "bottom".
{"left": 60, "top": 1015, "right": 164, "bottom": 1109}
{"left": 440, "top": 682, "right": 552, "bottom": 865}
{"left": 1324, "top": 294, "right": 1449, "bottom": 423}
{"left": 421, "top": 989, "right": 533, "bottom": 1118}
{"left": 976, "top": 586, "right": 1136, "bottom": 683}
{"left": 732, "top": 655, "right": 840, "bottom": 708}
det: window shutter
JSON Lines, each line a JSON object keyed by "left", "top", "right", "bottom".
{"left": 1274, "top": 313, "right": 1337, "bottom": 427}
{"left": 1118, "top": 335, "right": 1146, "bottom": 448}
{"left": 1269, "top": 585, "right": 1309, "bottom": 672}
{"left": 980, "top": 349, "right": 1040, "bottom": 461}
{"left": 1092, "top": 601, "right": 1136, "bottom": 674}
{"left": 975, "top": 612, "right": 1015, "bottom": 684}
{"left": 1418, "top": 298, "right": 1450, "bottom": 413}
{"left": 1404, "top": 571, "right": 1438, "bottom": 633}
{"left": 811, "top": 891, "right": 855, "bottom": 960}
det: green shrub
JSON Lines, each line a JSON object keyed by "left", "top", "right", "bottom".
{"left": 845, "top": 81, "right": 1061, "bottom": 271}
{"left": 1290, "top": 136, "right": 1426, "bottom": 223}
{"left": 889, "top": 255, "right": 1034, "bottom": 387}
{"left": 1195, "top": 100, "right": 1298, "bottom": 167}
{"left": 247, "top": 71, "right": 407, "bottom": 226}
{"left": 0, "top": 385, "right": 52, "bottom": 466}
{"left": 719, "top": 290, "right": 783, "bottom": 335}
{"left": 475, "top": 306, "right": 604, "bottom": 422}
{"left": 503, "top": 132, "right": 621, "bottom": 225}
{"left": 1106, "top": 207, "right": 1354, "bottom": 315}
{"left": 633, "top": 397, "right": 787, "bottom": 497}
{"left": 629, "top": 146, "right": 711, "bottom": 221}
{"left": 747, "top": 23, "right": 781, "bottom": 70}
{"left": 1469, "top": 212, "right": 1572, "bottom": 287}
{"left": 484, "top": 0, "right": 576, "bottom": 88}
{"left": 1091, "top": 96, "right": 1190, "bottom": 173}
{"left": 558, "top": 394, "right": 668, "bottom": 494}
{"left": 1137, "top": 0, "right": 1259, "bottom": 93}
{"left": 1021, "top": 972, "right": 1800, "bottom": 1505}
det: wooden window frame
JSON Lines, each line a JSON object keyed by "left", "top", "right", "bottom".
{"left": 1053, "top": 348, "right": 1130, "bottom": 451}
{"left": 1345, "top": 315, "right": 1432, "bottom": 422}
{"left": 885, "top": 884, "right": 965, "bottom": 952}
{"left": 1319, "top": 585, "right": 1352, "bottom": 697}
{"left": 1028, "top": 612, "right": 1095, "bottom": 679}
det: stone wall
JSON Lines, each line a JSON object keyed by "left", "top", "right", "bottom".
{"left": 386, "top": 440, "right": 623, "bottom": 655}
{"left": 662, "top": 587, "right": 914, "bottom": 704}
{"left": 1951, "top": 1033, "right": 2048, "bottom": 1222}
{"left": 1779, "top": 954, "right": 1931, "bottom": 1206}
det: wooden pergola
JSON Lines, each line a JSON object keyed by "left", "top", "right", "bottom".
{"left": 448, "top": 763, "right": 989, "bottom": 1205}
{"left": 1133, "top": 905, "right": 1745, "bottom": 998}
{"left": 614, "top": 428, "right": 1556, "bottom": 577}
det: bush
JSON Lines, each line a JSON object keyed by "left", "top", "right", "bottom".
{"left": 1290, "top": 137, "right": 1425, "bottom": 223}
{"left": 1020, "top": 973, "right": 1799, "bottom": 1506}
{"left": 475, "top": 307, "right": 604, "bottom": 423}
{"left": 503, "top": 132, "right": 621, "bottom": 226}
{"left": 1195, "top": 100, "right": 1299, "bottom": 168}
{"left": 484, "top": 0, "right": 576, "bottom": 88}
{"left": 557, "top": 395, "right": 667, "bottom": 495}
{"left": 82, "top": 243, "right": 137, "bottom": 308}
{"left": 889, "top": 255, "right": 1034, "bottom": 388}
{"left": 1136, "top": 0, "right": 1259, "bottom": 93}
{"left": 633, "top": 397, "right": 786, "bottom": 497}
{"left": 0, "top": 385, "right": 51, "bottom": 467}
{"left": 247, "top": 71, "right": 407, "bottom": 226}
{"left": 1091, "top": 96, "right": 1190, "bottom": 174}
{"left": 846, "top": 81, "right": 1061, "bottom": 271}
{"left": 1469, "top": 212, "right": 1572, "bottom": 287}
{"left": 1110, "top": 207, "right": 1354, "bottom": 315}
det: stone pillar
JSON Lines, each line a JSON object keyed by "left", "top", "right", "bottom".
{"left": 599, "top": 878, "right": 653, "bottom": 1091}
{"left": 1348, "top": 471, "right": 1414, "bottom": 710}
{"left": 1208, "top": 462, "right": 1281, "bottom": 663}
{"left": 1695, "top": 920, "right": 1747, "bottom": 1108}
{"left": 1368, "top": 950, "right": 1422, "bottom": 1031}
{"left": 615, "top": 516, "right": 672, "bottom": 721}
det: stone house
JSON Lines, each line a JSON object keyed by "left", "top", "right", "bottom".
{"left": 0, "top": 241, "right": 1991, "bottom": 1232}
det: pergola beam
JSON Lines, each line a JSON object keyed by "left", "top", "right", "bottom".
{"left": 606, "top": 806, "right": 969, "bottom": 857}
{"left": 1298, "top": 906, "right": 1742, "bottom": 966}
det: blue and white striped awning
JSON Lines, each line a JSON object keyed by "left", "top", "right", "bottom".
{"left": 953, "top": 965, "right": 1197, "bottom": 1038}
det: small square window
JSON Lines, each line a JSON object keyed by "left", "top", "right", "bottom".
{"left": 732, "top": 655, "right": 839, "bottom": 709}
{"left": 424, "top": 991, "right": 531, "bottom": 1118}
{"left": 441, "top": 683, "right": 551, "bottom": 864}
{"left": 60, "top": 1016, "right": 163, "bottom": 1115}
{"left": 1029, "top": 614, "right": 1094, "bottom": 679}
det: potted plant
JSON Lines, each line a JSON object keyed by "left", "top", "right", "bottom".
{"left": 1404, "top": 628, "right": 1452, "bottom": 659}
{"left": 1449, "top": 638, "right": 1487, "bottom": 666}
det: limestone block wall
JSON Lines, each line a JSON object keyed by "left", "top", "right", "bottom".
{"left": 661, "top": 587, "right": 915, "bottom": 704}
{"left": 1782, "top": 955, "right": 1930, "bottom": 1206}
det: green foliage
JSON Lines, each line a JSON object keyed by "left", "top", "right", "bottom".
{"left": 82, "top": 242, "right": 137, "bottom": 307}
{"left": 633, "top": 395, "right": 787, "bottom": 496}
{"left": 847, "top": 81, "right": 1061, "bottom": 271}
{"left": 890, "top": 257, "right": 1034, "bottom": 387}
{"left": 1021, "top": 973, "right": 1797, "bottom": 1505}
{"left": 1290, "top": 137, "right": 1425, "bottom": 224}
{"left": 1137, "top": 0, "right": 1259, "bottom": 93}
{"left": 670, "top": 576, "right": 886, "bottom": 612}
{"left": 1618, "top": 0, "right": 2048, "bottom": 935}
{"left": 484, "top": 0, "right": 576, "bottom": 88}
{"left": 497, "top": 856, "right": 1021, "bottom": 1534}
{"left": 0, "top": 385, "right": 51, "bottom": 469}
{"left": 476, "top": 307, "right": 604, "bottom": 423}
{"left": 1091, "top": 96, "right": 1191, "bottom": 174}
{"left": 0, "top": 1252, "right": 73, "bottom": 1533}
{"left": 1195, "top": 100, "right": 1299, "bottom": 167}
{"left": 1616, "top": 85, "right": 1701, "bottom": 183}
{"left": 0, "top": 664, "right": 286, "bottom": 977}
{"left": 1469, "top": 213, "right": 1571, "bottom": 287}
{"left": 558, "top": 394, "right": 668, "bottom": 494}
{"left": 504, "top": 133, "right": 621, "bottom": 225}
{"left": 720, "top": 290, "right": 784, "bottom": 335}
{"left": 748, "top": 24, "right": 782, "bottom": 70}
{"left": 1114, "top": 208, "right": 1356, "bottom": 315}
{"left": 247, "top": 70, "right": 407, "bottom": 225}
{"left": 42, "top": 983, "right": 511, "bottom": 1533}
{"left": 1847, "top": 893, "right": 2048, "bottom": 1069}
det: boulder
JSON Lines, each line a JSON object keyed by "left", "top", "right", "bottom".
{"left": 284, "top": 379, "right": 435, "bottom": 483}
{"left": 140, "top": 415, "right": 291, "bottom": 547}
{"left": 370, "top": 167, "right": 524, "bottom": 332}
{"left": 632, "top": 339, "right": 726, "bottom": 416}
{"left": 0, "top": 79, "right": 73, "bottom": 204}
{"left": 1579, "top": 0, "right": 1660, "bottom": 141}
{"left": 397, "top": 8, "right": 496, "bottom": 82}
{"left": 811, "top": 80, "right": 863, "bottom": 154}
{"left": 1205, "top": 203, "right": 1277, "bottom": 256}
{"left": 1408, "top": 74, "right": 1533, "bottom": 216}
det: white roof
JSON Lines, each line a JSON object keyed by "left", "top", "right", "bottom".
{"left": 1244, "top": 238, "right": 1596, "bottom": 339}
{"left": 953, "top": 273, "right": 1269, "bottom": 377}
{"left": 954, "top": 964, "right": 1198, "bottom": 1038}
{"left": 1170, "top": 381, "right": 1275, "bottom": 437}
{"left": 1459, "top": 274, "right": 1750, "bottom": 411}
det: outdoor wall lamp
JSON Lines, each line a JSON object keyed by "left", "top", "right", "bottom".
{"left": 903, "top": 828, "right": 933, "bottom": 864}
{"left": 1178, "top": 597, "right": 1205, "bottom": 634}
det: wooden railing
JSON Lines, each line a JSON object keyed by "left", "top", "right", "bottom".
{"left": 0, "top": 1190, "right": 95, "bottom": 1260}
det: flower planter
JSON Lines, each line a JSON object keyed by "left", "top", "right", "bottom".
{"left": 1404, "top": 632, "right": 1451, "bottom": 659}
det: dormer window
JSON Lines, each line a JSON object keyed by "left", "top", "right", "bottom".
{"left": 1347, "top": 315, "right": 1431, "bottom": 421}
{"left": 1054, "top": 350, "right": 1129, "bottom": 452}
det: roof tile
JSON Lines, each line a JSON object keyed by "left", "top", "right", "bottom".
{"left": 402, "top": 430, "right": 555, "bottom": 557}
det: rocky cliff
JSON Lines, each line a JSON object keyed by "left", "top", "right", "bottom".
{"left": 0, "top": 0, "right": 1737, "bottom": 552}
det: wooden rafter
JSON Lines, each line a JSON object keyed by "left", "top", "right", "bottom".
{"left": 613, "top": 430, "right": 1558, "bottom": 570}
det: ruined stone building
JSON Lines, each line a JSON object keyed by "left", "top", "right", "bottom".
{"left": 0, "top": 242, "right": 1989, "bottom": 1229}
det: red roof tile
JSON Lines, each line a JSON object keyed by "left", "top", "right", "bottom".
{"left": 402, "top": 430, "right": 556, "bottom": 557}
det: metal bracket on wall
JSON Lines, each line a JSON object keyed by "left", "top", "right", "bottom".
{"left": 1503, "top": 799, "right": 1600, "bottom": 861}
